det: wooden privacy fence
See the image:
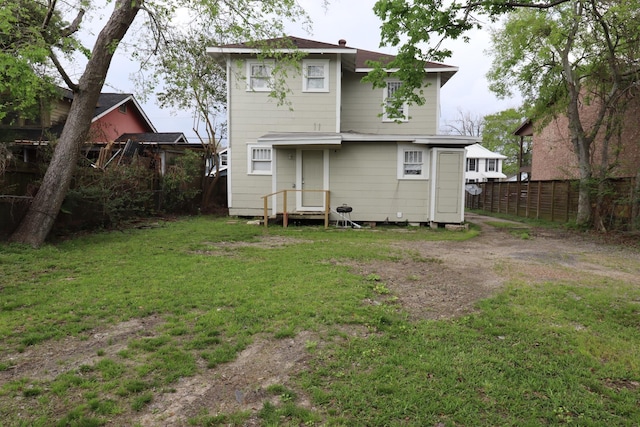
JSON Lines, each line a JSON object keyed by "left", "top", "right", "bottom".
{"left": 465, "top": 178, "right": 639, "bottom": 228}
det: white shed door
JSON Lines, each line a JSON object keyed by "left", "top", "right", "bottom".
{"left": 433, "top": 150, "right": 464, "bottom": 222}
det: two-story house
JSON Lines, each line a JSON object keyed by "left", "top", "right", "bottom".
{"left": 207, "top": 36, "right": 478, "bottom": 226}
{"left": 464, "top": 143, "right": 507, "bottom": 183}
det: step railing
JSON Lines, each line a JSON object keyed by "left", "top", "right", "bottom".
{"left": 261, "top": 189, "right": 330, "bottom": 228}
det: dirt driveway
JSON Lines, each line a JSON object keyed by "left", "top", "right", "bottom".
{"left": 4, "top": 214, "right": 640, "bottom": 425}
{"left": 355, "top": 213, "right": 640, "bottom": 320}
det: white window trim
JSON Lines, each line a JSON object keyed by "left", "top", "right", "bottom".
{"left": 383, "top": 80, "right": 409, "bottom": 122}
{"left": 247, "top": 144, "right": 272, "bottom": 175}
{"left": 302, "top": 59, "right": 330, "bottom": 92}
{"left": 486, "top": 158, "right": 497, "bottom": 172}
{"left": 397, "top": 144, "right": 428, "bottom": 180}
{"left": 246, "top": 60, "right": 274, "bottom": 92}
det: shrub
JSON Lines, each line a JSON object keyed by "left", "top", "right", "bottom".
{"left": 158, "top": 150, "right": 202, "bottom": 214}
{"left": 62, "top": 161, "right": 156, "bottom": 229}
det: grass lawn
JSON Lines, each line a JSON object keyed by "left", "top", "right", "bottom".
{"left": 1, "top": 217, "right": 639, "bottom": 426}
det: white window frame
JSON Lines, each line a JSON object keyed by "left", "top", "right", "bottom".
{"left": 397, "top": 144, "right": 427, "bottom": 179}
{"left": 302, "top": 59, "right": 330, "bottom": 92}
{"left": 246, "top": 60, "right": 274, "bottom": 92}
{"left": 466, "top": 158, "right": 478, "bottom": 172}
{"left": 247, "top": 145, "right": 272, "bottom": 175}
{"left": 486, "top": 158, "right": 497, "bottom": 172}
{"left": 383, "top": 80, "right": 409, "bottom": 122}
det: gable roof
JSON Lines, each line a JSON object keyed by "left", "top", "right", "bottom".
{"left": 513, "top": 119, "right": 533, "bottom": 136}
{"left": 58, "top": 88, "right": 157, "bottom": 132}
{"left": 465, "top": 143, "right": 507, "bottom": 159}
{"left": 207, "top": 35, "right": 458, "bottom": 85}
{"left": 219, "top": 36, "right": 350, "bottom": 51}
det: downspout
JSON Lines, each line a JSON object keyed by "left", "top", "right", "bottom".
{"left": 336, "top": 53, "right": 342, "bottom": 132}
{"left": 435, "top": 73, "right": 441, "bottom": 134}
{"left": 226, "top": 55, "right": 233, "bottom": 208}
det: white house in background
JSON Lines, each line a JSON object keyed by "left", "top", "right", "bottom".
{"left": 207, "top": 36, "right": 479, "bottom": 226}
{"left": 465, "top": 143, "right": 507, "bottom": 183}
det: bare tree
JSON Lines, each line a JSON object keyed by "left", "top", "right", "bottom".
{"left": 442, "top": 108, "right": 484, "bottom": 136}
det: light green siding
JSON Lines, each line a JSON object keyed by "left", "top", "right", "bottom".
{"left": 341, "top": 73, "right": 439, "bottom": 134}
{"left": 228, "top": 54, "right": 339, "bottom": 216}
{"left": 328, "top": 143, "right": 431, "bottom": 223}
{"left": 226, "top": 52, "right": 451, "bottom": 221}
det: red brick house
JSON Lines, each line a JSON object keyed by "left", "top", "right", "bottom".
{"left": 527, "top": 96, "right": 640, "bottom": 181}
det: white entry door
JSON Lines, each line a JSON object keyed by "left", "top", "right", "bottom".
{"left": 299, "top": 150, "right": 325, "bottom": 210}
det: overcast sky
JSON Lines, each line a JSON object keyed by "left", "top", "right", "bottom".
{"left": 97, "top": 0, "right": 521, "bottom": 142}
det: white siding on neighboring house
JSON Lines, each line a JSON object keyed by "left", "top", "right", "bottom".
{"left": 464, "top": 143, "right": 507, "bottom": 182}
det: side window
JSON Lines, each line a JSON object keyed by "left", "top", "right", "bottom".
{"left": 248, "top": 145, "right": 272, "bottom": 174}
{"left": 486, "top": 159, "right": 497, "bottom": 172}
{"left": 302, "top": 59, "right": 330, "bottom": 92}
{"left": 383, "top": 81, "right": 408, "bottom": 122}
{"left": 247, "top": 61, "right": 273, "bottom": 91}
{"left": 397, "top": 145, "right": 427, "bottom": 179}
{"left": 466, "top": 158, "right": 478, "bottom": 172}
{"left": 404, "top": 150, "right": 423, "bottom": 175}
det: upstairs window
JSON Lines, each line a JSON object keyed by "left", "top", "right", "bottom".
{"left": 247, "top": 61, "right": 273, "bottom": 91}
{"left": 486, "top": 159, "right": 497, "bottom": 172}
{"left": 302, "top": 59, "right": 330, "bottom": 92}
{"left": 466, "top": 158, "right": 478, "bottom": 172}
{"left": 248, "top": 145, "right": 272, "bottom": 174}
{"left": 383, "top": 81, "right": 408, "bottom": 122}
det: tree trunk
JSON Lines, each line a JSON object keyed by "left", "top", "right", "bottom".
{"left": 10, "top": 0, "right": 141, "bottom": 247}
{"left": 632, "top": 169, "right": 640, "bottom": 231}
{"left": 575, "top": 136, "right": 593, "bottom": 226}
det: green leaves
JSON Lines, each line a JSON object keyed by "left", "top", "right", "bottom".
{"left": 0, "top": 0, "right": 84, "bottom": 123}
{"left": 482, "top": 108, "right": 528, "bottom": 176}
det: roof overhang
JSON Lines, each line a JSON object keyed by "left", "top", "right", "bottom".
{"left": 207, "top": 47, "right": 356, "bottom": 55}
{"left": 354, "top": 66, "right": 459, "bottom": 87}
{"left": 256, "top": 132, "right": 478, "bottom": 148}
{"left": 206, "top": 46, "right": 357, "bottom": 66}
{"left": 513, "top": 119, "right": 533, "bottom": 136}
{"left": 258, "top": 132, "right": 343, "bottom": 149}
{"left": 482, "top": 172, "right": 508, "bottom": 179}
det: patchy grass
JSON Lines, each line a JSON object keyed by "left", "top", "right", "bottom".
{"left": 1, "top": 216, "right": 639, "bottom": 425}
{"left": 468, "top": 209, "right": 564, "bottom": 229}
{"left": 301, "top": 278, "right": 640, "bottom": 425}
{"left": 485, "top": 220, "right": 530, "bottom": 230}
